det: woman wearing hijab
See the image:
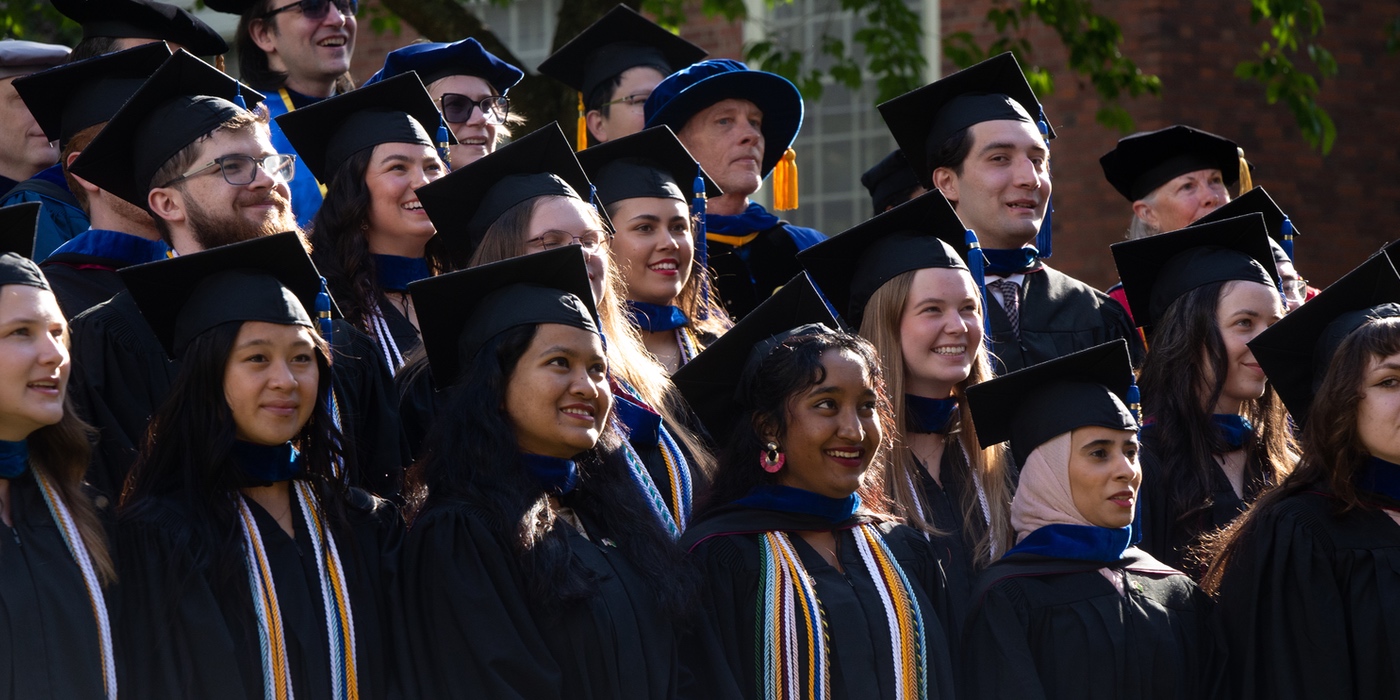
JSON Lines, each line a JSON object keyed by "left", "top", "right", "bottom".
{"left": 673, "top": 276, "right": 957, "bottom": 700}
{"left": 1204, "top": 250, "right": 1400, "bottom": 700}
{"left": 800, "top": 190, "right": 1015, "bottom": 629}
{"left": 0, "top": 249, "right": 117, "bottom": 699}
{"left": 278, "top": 73, "right": 451, "bottom": 376}
{"left": 1111, "top": 213, "right": 1294, "bottom": 578}
{"left": 398, "top": 247, "right": 695, "bottom": 698}
{"left": 960, "top": 340, "right": 1227, "bottom": 700}
{"left": 115, "top": 234, "right": 401, "bottom": 699}
{"left": 576, "top": 126, "right": 731, "bottom": 373}
{"left": 411, "top": 124, "right": 712, "bottom": 536}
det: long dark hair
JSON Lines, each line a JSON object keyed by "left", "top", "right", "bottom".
{"left": 309, "top": 148, "right": 451, "bottom": 329}
{"left": 1138, "top": 281, "right": 1294, "bottom": 532}
{"left": 1202, "top": 316, "right": 1400, "bottom": 593}
{"left": 406, "top": 324, "right": 695, "bottom": 617}
{"left": 29, "top": 393, "right": 113, "bottom": 583}
{"left": 120, "top": 321, "right": 352, "bottom": 587}
{"left": 698, "top": 330, "right": 895, "bottom": 518}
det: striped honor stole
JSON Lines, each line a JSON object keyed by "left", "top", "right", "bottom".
{"left": 236, "top": 481, "right": 360, "bottom": 700}
{"left": 756, "top": 524, "right": 930, "bottom": 700}
{"left": 614, "top": 381, "right": 693, "bottom": 536}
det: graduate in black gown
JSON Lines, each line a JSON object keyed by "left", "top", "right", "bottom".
{"left": 879, "top": 52, "right": 1142, "bottom": 373}
{"left": 575, "top": 125, "right": 732, "bottom": 373}
{"left": 800, "top": 190, "right": 1015, "bottom": 630}
{"left": 10, "top": 41, "right": 173, "bottom": 319}
{"left": 115, "top": 234, "right": 401, "bottom": 699}
{"left": 398, "top": 247, "right": 696, "bottom": 698}
{"left": 1112, "top": 213, "right": 1294, "bottom": 578}
{"left": 64, "top": 51, "right": 405, "bottom": 499}
{"left": 279, "top": 72, "right": 451, "bottom": 376}
{"left": 1204, "top": 248, "right": 1400, "bottom": 700}
{"left": 409, "top": 124, "right": 712, "bottom": 533}
{"left": 0, "top": 251, "right": 118, "bottom": 699}
{"left": 673, "top": 275, "right": 957, "bottom": 700}
{"left": 961, "top": 340, "right": 1228, "bottom": 700}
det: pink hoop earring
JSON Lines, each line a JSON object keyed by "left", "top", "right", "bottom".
{"left": 760, "top": 442, "right": 785, "bottom": 473}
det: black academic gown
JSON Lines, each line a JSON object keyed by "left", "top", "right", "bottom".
{"left": 706, "top": 218, "right": 823, "bottom": 320}
{"left": 68, "top": 292, "right": 407, "bottom": 499}
{"left": 398, "top": 496, "right": 682, "bottom": 699}
{"left": 986, "top": 265, "right": 1144, "bottom": 373}
{"left": 1213, "top": 486, "right": 1400, "bottom": 700}
{"left": 1138, "top": 427, "right": 1266, "bottom": 579}
{"left": 961, "top": 547, "right": 1228, "bottom": 700}
{"left": 681, "top": 505, "right": 958, "bottom": 700}
{"left": 116, "top": 486, "right": 401, "bottom": 699}
{"left": 0, "top": 472, "right": 109, "bottom": 699}
{"left": 917, "top": 443, "right": 990, "bottom": 632}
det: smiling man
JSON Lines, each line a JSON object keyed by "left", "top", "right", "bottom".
{"left": 206, "top": 0, "right": 359, "bottom": 228}
{"left": 880, "top": 52, "right": 1141, "bottom": 373}
{"left": 644, "top": 58, "right": 823, "bottom": 320}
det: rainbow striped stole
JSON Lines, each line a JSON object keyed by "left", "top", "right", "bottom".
{"left": 236, "top": 482, "right": 359, "bottom": 700}
{"left": 33, "top": 472, "right": 116, "bottom": 700}
{"left": 756, "top": 524, "right": 929, "bottom": 700}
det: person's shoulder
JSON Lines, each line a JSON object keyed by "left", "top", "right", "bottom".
{"left": 779, "top": 222, "right": 826, "bottom": 250}
{"left": 1037, "top": 264, "right": 1118, "bottom": 305}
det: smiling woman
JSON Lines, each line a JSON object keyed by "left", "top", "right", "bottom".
{"left": 115, "top": 234, "right": 401, "bottom": 699}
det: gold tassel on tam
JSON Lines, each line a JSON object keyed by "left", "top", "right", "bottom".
{"left": 773, "top": 148, "right": 798, "bottom": 211}
{"left": 215, "top": 54, "right": 226, "bottom": 73}
{"left": 576, "top": 93, "right": 588, "bottom": 152}
{"left": 1237, "top": 147, "right": 1253, "bottom": 194}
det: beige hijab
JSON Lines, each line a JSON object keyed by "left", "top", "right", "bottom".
{"left": 1009, "top": 431, "right": 1092, "bottom": 543}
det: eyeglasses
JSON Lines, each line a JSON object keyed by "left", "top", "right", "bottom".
{"left": 162, "top": 154, "right": 297, "bottom": 188}
{"left": 599, "top": 91, "right": 651, "bottom": 109}
{"left": 526, "top": 230, "right": 611, "bottom": 252}
{"left": 439, "top": 93, "right": 509, "bottom": 125}
{"left": 1282, "top": 279, "right": 1310, "bottom": 302}
{"left": 260, "top": 0, "right": 358, "bottom": 21}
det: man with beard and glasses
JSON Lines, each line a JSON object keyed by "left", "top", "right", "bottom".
{"left": 68, "top": 51, "right": 405, "bottom": 502}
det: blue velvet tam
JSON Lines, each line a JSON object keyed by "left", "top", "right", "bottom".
{"left": 365, "top": 38, "right": 523, "bottom": 95}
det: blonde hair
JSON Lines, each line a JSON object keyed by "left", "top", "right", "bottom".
{"left": 859, "top": 269, "right": 1014, "bottom": 565}
{"left": 471, "top": 195, "right": 716, "bottom": 479}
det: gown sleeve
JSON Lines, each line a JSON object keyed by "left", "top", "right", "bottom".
{"left": 397, "top": 504, "right": 564, "bottom": 700}
{"left": 959, "top": 580, "right": 1049, "bottom": 700}
{"left": 1214, "top": 498, "right": 1353, "bottom": 700}
{"left": 115, "top": 507, "right": 247, "bottom": 700}
{"left": 682, "top": 536, "right": 753, "bottom": 700}
{"left": 329, "top": 320, "right": 408, "bottom": 499}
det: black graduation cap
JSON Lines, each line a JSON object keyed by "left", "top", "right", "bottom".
{"left": 275, "top": 71, "right": 450, "bottom": 185}
{"left": 13, "top": 41, "right": 171, "bottom": 147}
{"left": 878, "top": 52, "right": 1054, "bottom": 189}
{"left": 671, "top": 273, "right": 838, "bottom": 445}
{"left": 417, "top": 122, "right": 599, "bottom": 257}
{"left": 1189, "top": 186, "right": 1299, "bottom": 245}
{"left": 68, "top": 50, "right": 266, "bottom": 211}
{"left": 409, "top": 246, "right": 600, "bottom": 391}
{"left": 51, "top": 0, "right": 228, "bottom": 56}
{"left": 538, "top": 4, "right": 708, "bottom": 103}
{"left": 201, "top": 0, "right": 257, "bottom": 14}
{"left": 574, "top": 126, "right": 720, "bottom": 206}
{"left": 0, "top": 202, "right": 41, "bottom": 260}
{"left": 798, "top": 190, "right": 971, "bottom": 328}
{"left": 861, "top": 149, "right": 921, "bottom": 215}
{"left": 364, "top": 38, "right": 524, "bottom": 94}
{"left": 1111, "top": 213, "right": 1279, "bottom": 329}
{"left": 965, "top": 339, "right": 1137, "bottom": 468}
{"left": 1247, "top": 250, "right": 1400, "bottom": 426}
{"left": 119, "top": 233, "right": 328, "bottom": 359}
{"left": 1099, "top": 125, "right": 1241, "bottom": 202}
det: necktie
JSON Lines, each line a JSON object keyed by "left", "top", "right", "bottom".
{"left": 988, "top": 278, "right": 1021, "bottom": 338}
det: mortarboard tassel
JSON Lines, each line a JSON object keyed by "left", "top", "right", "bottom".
{"left": 965, "top": 228, "right": 991, "bottom": 343}
{"left": 1127, "top": 378, "right": 1143, "bottom": 545}
{"left": 215, "top": 54, "right": 226, "bottom": 73}
{"left": 1127, "top": 382, "right": 1141, "bottom": 425}
{"left": 232, "top": 82, "right": 247, "bottom": 111}
{"left": 436, "top": 116, "right": 452, "bottom": 170}
{"left": 1034, "top": 118, "right": 1053, "bottom": 258}
{"left": 1237, "top": 147, "right": 1253, "bottom": 195}
{"left": 691, "top": 171, "right": 711, "bottom": 321}
{"left": 772, "top": 148, "right": 798, "bottom": 211}
{"left": 1281, "top": 217, "right": 1295, "bottom": 262}
{"left": 315, "top": 277, "right": 344, "bottom": 476}
{"left": 576, "top": 93, "right": 588, "bottom": 152}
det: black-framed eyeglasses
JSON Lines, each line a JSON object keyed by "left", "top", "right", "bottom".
{"left": 600, "top": 91, "right": 651, "bottom": 109}
{"left": 439, "top": 93, "right": 509, "bottom": 125}
{"left": 526, "top": 229, "right": 611, "bottom": 252}
{"left": 261, "top": 0, "right": 358, "bottom": 21}
{"left": 162, "top": 154, "right": 297, "bottom": 188}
